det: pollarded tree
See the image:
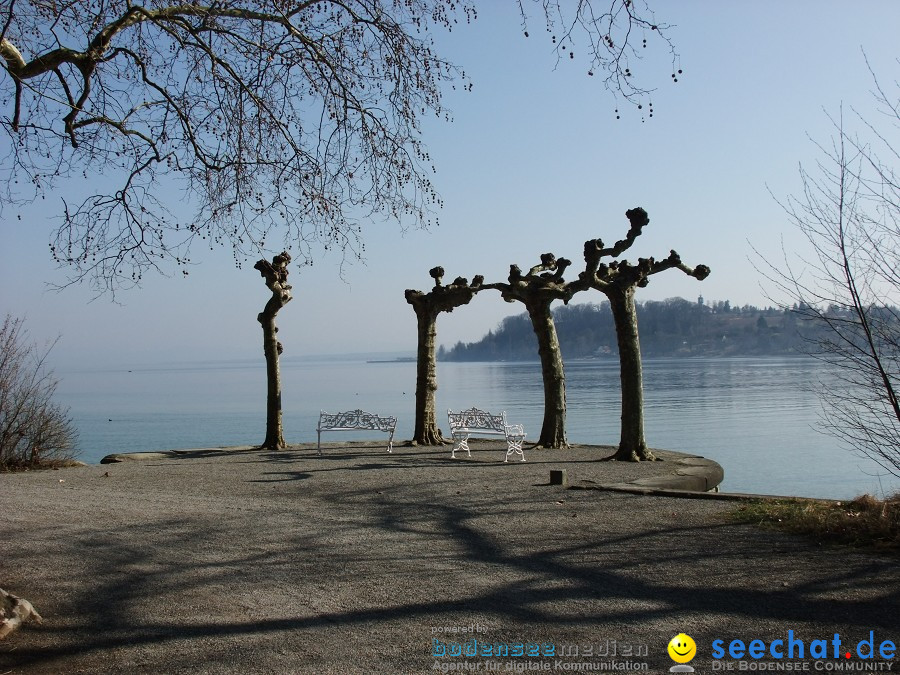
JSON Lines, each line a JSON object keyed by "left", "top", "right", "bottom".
{"left": 405, "top": 267, "right": 484, "bottom": 445}
{"left": 577, "top": 208, "right": 710, "bottom": 461}
{"left": 0, "top": 0, "right": 678, "bottom": 291}
{"left": 486, "top": 253, "right": 581, "bottom": 448}
{"left": 255, "top": 252, "right": 292, "bottom": 450}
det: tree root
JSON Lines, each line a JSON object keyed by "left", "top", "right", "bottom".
{"left": 602, "top": 447, "right": 660, "bottom": 462}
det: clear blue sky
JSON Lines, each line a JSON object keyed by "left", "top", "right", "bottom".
{"left": 2, "top": 1, "right": 899, "bottom": 368}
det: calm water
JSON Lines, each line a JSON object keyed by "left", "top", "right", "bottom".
{"left": 56, "top": 355, "right": 900, "bottom": 500}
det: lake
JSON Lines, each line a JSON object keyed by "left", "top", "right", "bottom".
{"left": 55, "top": 355, "right": 900, "bottom": 500}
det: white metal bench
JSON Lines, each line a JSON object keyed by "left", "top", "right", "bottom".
{"left": 447, "top": 407, "right": 526, "bottom": 462}
{"left": 317, "top": 409, "right": 397, "bottom": 455}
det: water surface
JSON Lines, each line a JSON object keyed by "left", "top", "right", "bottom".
{"left": 56, "top": 355, "right": 900, "bottom": 500}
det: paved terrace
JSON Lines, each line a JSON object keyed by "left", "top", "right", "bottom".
{"left": 1, "top": 442, "right": 898, "bottom": 674}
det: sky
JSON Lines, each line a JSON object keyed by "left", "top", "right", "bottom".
{"left": 2, "top": 1, "right": 900, "bottom": 368}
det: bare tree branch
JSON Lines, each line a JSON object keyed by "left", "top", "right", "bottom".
{"left": 1, "top": 0, "right": 676, "bottom": 292}
{"left": 515, "top": 0, "right": 679, "bottom": 111}
{"left": 759, "top": 73, "right": 900, "bottom": 478}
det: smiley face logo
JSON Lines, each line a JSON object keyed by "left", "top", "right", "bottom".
{"left": 668, "top": 633, "right": 697, "bottom": 664}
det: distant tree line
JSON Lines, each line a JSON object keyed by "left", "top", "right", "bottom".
{"left": 438, "top": 297, "right": 884, "bottom": 361}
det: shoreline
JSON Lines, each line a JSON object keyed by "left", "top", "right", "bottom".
{"left": 97, "top": 443, "right": 727, "bottom": 495}
{"left": 57, "top": 356, "right": 895, "bottom": 500}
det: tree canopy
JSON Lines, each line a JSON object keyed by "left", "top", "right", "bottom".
{"left": 1, "top": 0, "right": 676, "bottom": 291}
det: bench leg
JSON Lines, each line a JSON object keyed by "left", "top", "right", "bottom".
{"left": 317, "top": 430, "right": 322, "bottom": 457}
{"left": 451, "top": 435, "right": 470, "bottom": 459}
{"left": 505, "top": 435, "right": 526, "bottom": 462}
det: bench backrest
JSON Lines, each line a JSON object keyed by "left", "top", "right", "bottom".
{"left": 447, "top": 407, "right": 506, "bottom": 433}
{"left": 318, "top": 409, "right": 397, "bottom": 432}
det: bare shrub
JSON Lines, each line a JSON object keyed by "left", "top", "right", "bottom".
{"left": 759, "top": 59, "right": 900, "bottom": 478}
{"left": 733, "top": 492, "right": 900, "bottom": 552}
{"left": 0, "top": 315, "right": 78, "bottom": 469}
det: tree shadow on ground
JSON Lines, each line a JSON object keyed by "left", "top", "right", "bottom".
{"left": 2, "top": 468, "right": 898, "bottom": 673}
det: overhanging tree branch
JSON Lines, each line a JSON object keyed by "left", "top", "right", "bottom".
{"left": 2, "top": 0, "right": 677, "bottom": 292}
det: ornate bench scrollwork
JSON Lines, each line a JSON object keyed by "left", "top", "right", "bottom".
{"left": 447, "top": 407, "right": 526, "bottom": 462}
{"left": 317, "top": 409, "right": 397, "bottom": 455}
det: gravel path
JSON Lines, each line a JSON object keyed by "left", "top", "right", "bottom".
{"left": 1, "top": 442, "right": 898, "bottom": 674}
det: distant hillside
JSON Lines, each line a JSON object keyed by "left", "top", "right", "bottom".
{"left": 439, "top": 298, "right": 828, "bottom": 361}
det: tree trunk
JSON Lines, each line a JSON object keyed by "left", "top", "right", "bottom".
{"left": 412, "top": 305, "right": 445, "bottom": 445}
{"left": 259, "top": 309, "right": 286, "bottom": 449}
{"left": 255, "top": 253, "right": 292, "bottom": 450}
{"left": 527, "top": 301, "right": 568, "bottom": 448}
{"left": 607, "top": 286, "right": 655, "bottom": 460}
